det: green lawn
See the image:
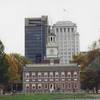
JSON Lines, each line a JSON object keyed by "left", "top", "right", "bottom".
{"left": 0, "top": 94, "right": 100, "bottom": 100}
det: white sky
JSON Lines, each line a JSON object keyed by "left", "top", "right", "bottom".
{"left": 0, "top": 0, "right": 100, "bottom": 55}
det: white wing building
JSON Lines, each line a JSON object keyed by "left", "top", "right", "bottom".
{"left": 53, "top": 21, "right": 80, "bottom": 64}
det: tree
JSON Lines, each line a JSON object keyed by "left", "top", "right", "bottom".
{"left": 0, "top": 40, "right": 4, "bottom": 58}
{"left": 5, "top": 53, "right": 32, "bottom": 91}
{"left": 0, "top": 40, "right": 9, "bottom": 90}
{"left": 72, "top": 38, "right": 100, "bottom": 92}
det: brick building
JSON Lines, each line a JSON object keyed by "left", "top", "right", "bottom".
{"left": 23, "top": 31, "right": 80, "bottom": 93}
{"left": 23, "top": 64, "right": 80, "bottom": 93}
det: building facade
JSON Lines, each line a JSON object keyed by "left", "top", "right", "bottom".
{"left": 23, "top": 64, "right": 80, "bottom": 93}
{"left": 53, "top": 21, "right": 80, "bottom": 64}
{"left": 25, "top": 16, "right": 48, "bottom": 63}
{"left": 23, "top": 31, "right": 80, "bottom": 93}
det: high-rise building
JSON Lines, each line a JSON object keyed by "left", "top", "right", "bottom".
{"left": 53, "top": 21, "right": 80, "bottom": 64}
{"left": 25, "top": 16, "right": 48, "bottom": 63}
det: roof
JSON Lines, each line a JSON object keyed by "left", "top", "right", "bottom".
{"left": 25, "top": 63, "right": 78, "bottom": 67}
{"left": 53, "top": 21, "right": 76, "bottom": 27}
{"left": 23, "top": 63, "right": 79, "bottom": 72}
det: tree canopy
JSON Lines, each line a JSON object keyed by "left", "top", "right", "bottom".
{"left": 72, "top": 38, "right": 100, "bottom": 92}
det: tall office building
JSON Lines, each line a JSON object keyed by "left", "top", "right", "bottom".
{"left": 25, "top": 16, "right": 48, "bottom": 63}
{"left": 53, "top": 21, "right": 80, "bottom": 64}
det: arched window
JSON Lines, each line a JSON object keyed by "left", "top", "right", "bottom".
{"left": 55, "top": 72, "right": 59, "bottom": 77}
{"left": 49, "top": 72, "right": 53, "bottom": 78}
{"left": 67, "top": 72, "right": 71, "bottom": 78}
{"left": 38, "top": 72, "right": 42, "bottom": 77}
{"left": 44, "top": 72, "right": 48, "bottom": 77}
{"left": 26, "top": 72, "right": 29, "bottom": 78}
{"left": 73, "top": 72, "right": 77, "bottom": 78}
{"left": 61, "top": 72, "right": 65, "bottom": 77}
{"left": 51, "top": 37, "right": 52, "bottom": 41}
{"left": 32, "top": 84, "right": 36, "bottom": 89}
{"left": 32, "top": 72, "right": 35, "bottom": 78}
{"left": 74, "top": 83, "right": 77, "bottom": 88}
{"left": 26, "top": 84, "right": 29, "bottom": 88}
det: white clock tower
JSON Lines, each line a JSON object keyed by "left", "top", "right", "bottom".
{"left": 46, "top": 31, "right": 58, "bottom": 59}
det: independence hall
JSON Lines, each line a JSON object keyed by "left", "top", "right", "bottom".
{"left": 23, "top": 31, "right": 80, "bottom": 93}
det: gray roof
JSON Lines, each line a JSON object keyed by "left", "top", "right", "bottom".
{"left": 23, "top": 63, "right": 79, "bottom": 72}
{"left": 53, "top": 21, "right": 76, "bottom": 27}
{"left": 25, "top": 63, "right": 77, "bottom": 67}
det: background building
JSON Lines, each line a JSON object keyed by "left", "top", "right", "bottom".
{"left": 25, "top": 16, "right": 48, "bottom": 63}
{"left": 53, "top": 21, "right": 80, "bottom": 64}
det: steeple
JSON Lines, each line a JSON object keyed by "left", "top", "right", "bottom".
{"left": 46, "top": 29, "right": 58, "bottom": 60}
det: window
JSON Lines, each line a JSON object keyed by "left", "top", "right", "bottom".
{"left": 56, "top": 28, "right": 58, "bottom": 32}
{"left": 73, "top": 72, "right": 77, "bottom": 79}
{"left": 71, "top": 28, "right": 74, "bottom": 32}
{"left": 68, "top": 28, "right": 70, "bottom": 32}
{"left": 61, "top": 72, "right": 65, "bottom": 77}
{"left": 74, "top": 83, "right": 77, "bottom": 88}
{"left": 44, "top": 72, "right": 48, "bottom": 77}
{"left": 26, "top": 72, "right": 29, "bottom": 78}
{"left": 61, "top": 72, "right": 65, "bottom": 75}
{"left": 51, "top": 37, "right": 52, "bottom": 41}
{"left": 26, "top": 84, "right": 29, "bottom": 88}
{"left": 67, "top": 72, "right": 71, "bottom": 78}
{"left": 55, "top": 72, "right": 59, "bottom": 77}
{"left": 60, "top": 28, "right": 62, "bottom": 32}
{"left": 49, "top": 72, "right": 53, "bottom": 78}
{"left": 50, "top": 72, "right": 53, "bottom": 75}
{"left": 32, "top": 84, "right": 36, "bottom": 89}
{"left": 32, "top": 72, "right": 35, "bottom": 78}
{"left": 38, "top": 72, "right": 42, "bottom": 77}
{"left": 64, "top": 28, "right": 66, "bottom": 32}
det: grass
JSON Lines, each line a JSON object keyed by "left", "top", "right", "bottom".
{"left": 0, "top": 93, "right": 100, "bottom": 100}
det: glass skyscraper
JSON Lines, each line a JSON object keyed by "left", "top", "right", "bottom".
{"left": 25, "top": 16, "right": 48, "bottom": 63}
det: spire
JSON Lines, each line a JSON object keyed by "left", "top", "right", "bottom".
{"left": 46, "top": 28, "right": 58, "bottom": 59}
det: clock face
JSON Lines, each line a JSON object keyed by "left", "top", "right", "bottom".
{"left": 46, "top": 47, "right": 58, "bottom": 58}
{"left": 50, "top": 48, "right": 54, "bottom": 55}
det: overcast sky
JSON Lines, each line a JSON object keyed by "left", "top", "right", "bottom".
{"left": 0, "top": 0, "right": 100, "bottom": 55}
